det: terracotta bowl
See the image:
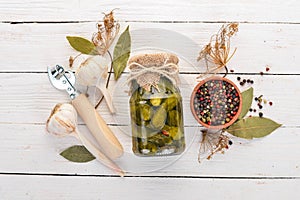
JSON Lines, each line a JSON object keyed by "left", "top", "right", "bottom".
{"left": 190, "top": 76, "right": 242, "bottom": 129}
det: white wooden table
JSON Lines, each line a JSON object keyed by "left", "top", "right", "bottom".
{"left": 1, "top": 0, "right": 300, "bottom": 199}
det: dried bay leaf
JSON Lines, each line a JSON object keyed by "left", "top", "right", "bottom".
{"left": 60, "top": 145, "right": 95, "bottom": 163}
{"left": 113, "top": 26, "right": 131, "bottom": 80}
{"left": 227, "top": 117, "right": 282, "bottom": 139}
{"left": 238, "top": 87, "right": 253, "bottom": 120}
{"left": 66, "top": 36, "right": 98, "bottom": 55}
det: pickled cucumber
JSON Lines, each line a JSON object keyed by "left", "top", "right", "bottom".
{"left": 150, "top": 98, "right": 162, "bottom": 106}
{"left": 168, "top": 127, "right": 183, "bottom": 140}
{"left": 167, "top": 110, "right": 181, "bottom": 126}
{"left": 130, "top": 77, "right": 185, "bottom": 156}
{"left": 150, "top": 105, "right": 167, "bottom": 129}
{"left": 140, "top": 104, "right": 151, "bottom": 121}
{"left": 162, "top": 94, "right": 181, "bottom": 111}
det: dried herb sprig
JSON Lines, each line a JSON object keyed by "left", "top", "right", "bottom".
{"left": 197, "top": 23, "right": 238, "bottom": 79}
{"left": 68, "top": 9, "right": 120, "bottom": 67}
{"left": 92, "top": 9, "right": 120, "bottom": 56}
{"left": 198, "top": 129, "right": 232, "bottom": 163}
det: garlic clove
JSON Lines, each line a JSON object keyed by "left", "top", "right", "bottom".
{"left": 97, "top": 82, "right": 116, "bottom": 114}
{"left": 75, "top": 128, "right": 125, "bottom": 176}
{"left": 76, "top": 56, "right": 109, "bottom": 87}
{"left": 46, "top": 103, "right": 78, "bottom": 137}
{"left": 76, "top": 56, "right": 116, "bottom": 113}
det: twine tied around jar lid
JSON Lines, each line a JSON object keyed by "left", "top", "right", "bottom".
{"left": 127, "top": 53, "right": 179, "bottom": 91}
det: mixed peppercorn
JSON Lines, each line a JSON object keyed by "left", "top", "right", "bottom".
{"left": 192, "top": 78, "right": 241, "bottom": 128}
{"left": 249, "top": 94, "right": 273, "bottom": 118}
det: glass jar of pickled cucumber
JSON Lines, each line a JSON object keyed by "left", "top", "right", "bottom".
{"left": 128, "top": 53, "right": 185, "bottom": 156}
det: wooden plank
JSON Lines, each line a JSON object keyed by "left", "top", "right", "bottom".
{"left": 0, "top": 73, "right": 296, "bottom": 126}
{"left": 0, "top": 22, "right": 299, "bottom": 73}
{"left": 0, "top": 123, "right": 298, "bottom": 177}
{"left": 0, "top": 175, "right": 300, "bottom": 200}
{"left": 0, "top": 0, "right": 299, "bottom": 23}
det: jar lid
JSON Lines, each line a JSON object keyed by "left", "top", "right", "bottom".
{"left": 127, "top": 52, "right": 180, "bottom": 92}
{"left": 128, "top": 53, "right": 178, "bottom": 69}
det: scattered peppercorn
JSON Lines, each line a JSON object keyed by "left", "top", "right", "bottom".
{"left": 269, "top": 101, "right": 273, "bottom": 106}
{"left": 257, "top": 95, "right": 263, "bottom": 103}
{"left": 237, "top": 77, "right": 241, "bottom": 81}
{"left": 247, "top": 79, "right": 251, "bottom": 83}
{"left": 259, "top": 112, "right": 263, "bottom": 117}
{"left": 253, "top": 109, "right": 257, "bottom": 112}
{"left": 243, "top": 79, "right": 246, "bottom": 83}
{"left": 263, "top": 99, "right": 267, "bottom": 104}
{"left": 258, "top": 104, "right": 263, "bottom": 109}
{"left": 260, "top": 72, "right": 264, "bottom": 75}
{"left": 228, "top": 140, "right": 233, "bottom": 145}
{"left": 254, "top": 97, "right": 258, "bottom": 101}
{"left": 240, "top": 82, "right": 244, "bottom": 86}
{"left": 230, "top": 69, "right": 234, "bottom": 73}
{"left": 266, "top": 67, "right": 270, "bottom": 72}
{"left": 250, "top": 80, "right": 254, "bottom": 84}
{"left": 249, "top": 108, "right": 253, "bottom": 112}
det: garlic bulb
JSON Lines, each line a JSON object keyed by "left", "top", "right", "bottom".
{"left": 46, "top": 103, "right": 77, "bottom": 137}
{"left": 46, "top": 103, "right": 124, "bottom": 176}
{"left": 76, "top": 56, "right": 116, "bottom": 113}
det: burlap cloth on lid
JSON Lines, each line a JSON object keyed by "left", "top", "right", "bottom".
{"left": 127, "top": 53, "right": 179, "bottom": 91}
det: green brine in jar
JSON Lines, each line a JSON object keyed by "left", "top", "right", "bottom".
{"left": 127, "top": 53, "right": 185, "bottom": 156}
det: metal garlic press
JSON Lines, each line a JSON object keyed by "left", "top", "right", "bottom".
{"left": 47, "top": 65, "right": 123, "bottom": 159}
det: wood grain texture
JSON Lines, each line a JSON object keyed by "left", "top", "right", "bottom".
{"left": 0, "top": 124, "right": 299, "bottom": 177}
{"left": 0, "top": 73, "right": 297, "bottom": 126}
{"left": 0, "top": 0, "right": 299, "bottom": 23}
{"left": 1, "top": 175, "right": 300, "bottom": 200}
{"left": 1, "top": 0, "right": 300, "bottom": 198}
{"left": 0, "top": 22, "right": 299, "bottom": 73}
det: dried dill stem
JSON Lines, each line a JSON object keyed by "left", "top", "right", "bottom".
{"left": 92, "top": 9, "right": 120, "bottom": 109}
{"left": 198, "top": 129, "right": 232, "bottom": 163}
{"left": 69, "top": 53, "right": 82, "bottom": 68}
{"left": 197, "top": 23, "right": 238, "bottom": 79}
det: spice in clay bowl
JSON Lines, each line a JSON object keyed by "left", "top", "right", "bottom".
{"left": 190, "top": 76, "right": 242, "bottom": 129}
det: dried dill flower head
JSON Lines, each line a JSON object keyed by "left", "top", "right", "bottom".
{"left": 92, "top": 9, "right": 120, "bottom": 55}
{"left": 197, "top": 23, "right": 239, "bottom": 79}
{"left": 198, "top": 129, "right": 232, "bottom": 163}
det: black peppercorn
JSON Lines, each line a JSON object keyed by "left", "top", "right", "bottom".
{"left": 259, "top": 112, "right": 263, "bottom": 117}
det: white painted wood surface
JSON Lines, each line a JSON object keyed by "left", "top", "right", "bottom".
{"left": 0, "top": 0, "right": 300, "bottom": 199}
{"left": 1, "top": 175, "right": 299, "bottom": 200}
